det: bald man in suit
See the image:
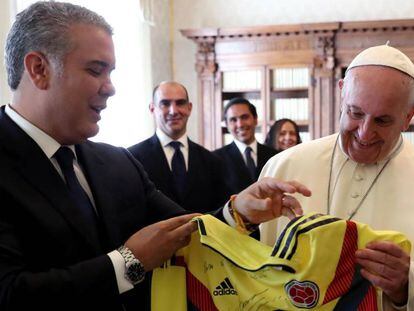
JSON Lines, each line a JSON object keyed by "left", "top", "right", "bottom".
{"left": 128, "top": 81, "right": 229, "bottom": 214}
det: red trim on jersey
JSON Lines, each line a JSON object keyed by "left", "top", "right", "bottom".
{"left": 175, "top": 256, "right": 217, "bottom": 311}
{"left": 323, "top": 221, "right": 358, "bottom": 303}
{"left": 186, "top": 269, "right": 218, "bottom": 311}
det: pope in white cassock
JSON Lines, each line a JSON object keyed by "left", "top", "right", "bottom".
{"left": 260, "top": 44, "right": 414, "bottom": 311}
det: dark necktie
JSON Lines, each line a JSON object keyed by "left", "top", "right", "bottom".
{"left": 169, "top": 141, "right": 187, "bottom": 198}
{"left": 54, "top": 147, "right": 100, "bottom": 242}
{"left": 244, "top": 146, "right": 257, "bottom": 181}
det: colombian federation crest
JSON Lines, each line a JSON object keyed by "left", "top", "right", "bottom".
{"left": 285, "top": 280, "right": 319, "bottom": 308}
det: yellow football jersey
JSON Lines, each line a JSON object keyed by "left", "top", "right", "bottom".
{"left": 151, "top": 213, "right": 411, "bottom": 310}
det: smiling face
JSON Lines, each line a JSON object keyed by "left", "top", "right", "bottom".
{"left": 150, "top": 82, "right": 192, "bottom": 140}
{"left": 44, "top": 24, "right": 116, "bottom": 144}
{"left": 339, "top": 66, "right": 414, "bottom": 164}
{"left": 277, "top": 121, "right": 298, "bottom": 151}
{"left": 225, "top": 103, "right": 258, "bottom": 145}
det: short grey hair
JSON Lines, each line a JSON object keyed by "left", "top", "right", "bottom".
{"left": 5, "top": 1, "right": 113, "bottom": 90}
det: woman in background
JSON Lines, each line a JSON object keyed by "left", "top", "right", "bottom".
{"left": 264, "top": 118, "right": 301, "bottom": 153}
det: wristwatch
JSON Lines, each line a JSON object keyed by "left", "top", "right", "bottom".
{"left": 117, "top": 245, "right": 145, "bottom": 285}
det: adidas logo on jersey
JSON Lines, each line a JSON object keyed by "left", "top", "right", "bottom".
{"left": 213, "top": 277, "right": 238, "bottom": 296}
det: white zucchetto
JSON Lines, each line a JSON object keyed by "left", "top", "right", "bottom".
{"left": 346, "top": 43, "right": 414, "bottom": 79}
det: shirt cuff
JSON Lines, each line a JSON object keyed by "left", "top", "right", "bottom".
{"left": 108, "top": 250, "right": 134, "bottom": 294}
{"left": 391, "top": 302, "right": 407, "bottom": 310}
{"left": 223, "top": 201, "right": 237, "bottom": 228}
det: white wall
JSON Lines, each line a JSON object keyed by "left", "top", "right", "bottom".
{"left": 150, "top": 0, "right": 172, "bottom": 86}
{"left": 172, "top": 0, "right": 414, "bottom": 143}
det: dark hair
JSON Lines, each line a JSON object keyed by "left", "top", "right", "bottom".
{"left": 5, "top": 1, "right": 112, "bottom": 90}
{"left": 223, "top": 97, "right": 257, "bottom": 122}
{"left": 152, "top": 81, "right": 189, "bottom": 102}
{"left": 264, "top": 118, "right": 302, "bottom": 152}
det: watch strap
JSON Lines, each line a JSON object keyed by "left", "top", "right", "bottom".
{"left": 117, "top": 245, "right": 145, "bottom": 285}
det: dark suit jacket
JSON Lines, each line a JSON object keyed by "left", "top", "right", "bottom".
{"left": 214, "top": 141, "right": 277, "bottom": 195}
{"left": 128, "top": 135, "right": 229, "bottom": 213}
{"left": 0, "top": 108, "right": 194, "bottom": 310}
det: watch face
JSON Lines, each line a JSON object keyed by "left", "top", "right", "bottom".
{"left": 127, "top": 261, "right": 145, "bottom": 283}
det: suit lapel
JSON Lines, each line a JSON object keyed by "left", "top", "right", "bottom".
{"left": 144, "top": 135, "right": 180, "bottom": 202}
{"left": 185, "top": 139, "right": 199, "bottom": 197}
{"left": 18, "top": 150, "right": 103, "bottom": 252}
{"left": 149, "top": 135, "right": 173, "bottom": 187}
{"left": 256, "top": 144, "right": 267, "bottom": 177}
{"left": 0, "top": 109, "right": 101, "bottom": 252}
{"left": 256, "top": 143, "right": 277, "bottom": 177}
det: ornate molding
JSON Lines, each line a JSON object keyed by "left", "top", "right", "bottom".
{"left": 194, "top": 39, "right": 217, "bottom": 77}
{"left": 314, "top": 33, "right": 335, "bottom": 70}
{"left": 339, "top": 19, "right": 414, "bottom": 33}
{"left": 181, "top": 22, "right": 340, "bottom": 41}
{"left": 182, "top": 19, "right": 414, "bottom": 71}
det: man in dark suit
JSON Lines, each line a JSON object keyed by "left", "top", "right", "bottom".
{"left": 128, "top": 81, "right": 229, "bottom": 213}
{"left": 0, "top": 2, "right": 311, "bottom": 310}
{"left": 214, "top": 98, "right": 277, "bottom": 195}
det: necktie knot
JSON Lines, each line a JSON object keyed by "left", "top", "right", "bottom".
{"left": 169, "top": 141, "right": 182, "bottom": 151}
{"left": 54, "top": 146, "right": 75, "bottom": 170}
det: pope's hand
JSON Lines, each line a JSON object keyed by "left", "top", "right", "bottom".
{"left": 356, "top": 241, "right": 410, "bottom": 306}
{"left": 233, "top": 177, "right": 311, "bottom": 224}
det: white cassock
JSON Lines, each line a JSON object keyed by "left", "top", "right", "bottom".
{"left": 259, "top": 133, "right": 414, "bottom": 311}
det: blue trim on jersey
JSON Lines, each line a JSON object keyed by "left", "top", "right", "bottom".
{"left": 272, "top": 214, "right": 323, "bottom": 256}
{"left": 286, "top": 217, "right": 341, "bottom": 260}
